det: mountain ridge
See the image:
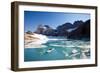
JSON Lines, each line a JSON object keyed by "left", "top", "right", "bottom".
{"left": 26, "top": 19, "right": 90, "bottom": 39}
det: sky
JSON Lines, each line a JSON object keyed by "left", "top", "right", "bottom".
{"left": 24, "top": 11, "right": 90, "bottom": 32}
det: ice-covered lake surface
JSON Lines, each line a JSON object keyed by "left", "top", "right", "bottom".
{"left": 24, "top": 36, "right": 90, "bottom": 62}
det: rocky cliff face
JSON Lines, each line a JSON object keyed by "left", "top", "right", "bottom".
{"left": 56, "top": 23, "right": 72, "bottom": 36}
{"left": 67, "top": 20, "right": 90, "bottom": 39}
{"left": 34, "top": 19, "right": 90, "bottom": 39}
{"left": 34, "top": 24, "right": 56, "bottom": 36}
{"left": 34, "top": 24, "right": 46, "bottom": 34}
{"left": 82, "top": 20, "right": 90, "bottom": 38}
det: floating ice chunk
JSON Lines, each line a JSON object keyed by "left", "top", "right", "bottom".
{"left": 82, "top": 49, "right": 89, "bottom": 53}
{"left": 49, "top": 38, "right": 66, "bottom": 41}
{"left": 62, "top": 51, "right": 69, "bottom": 57}
{"left": 46, "top": 48, "right": 55, "bottom": 53}
{"left": 49, "top": 44, "right": 75, "bottom": 48}
{"left": 70, "top": 52, "right": 80, "bottom": 57}
{"left": 80, "top": 52, "right": 88, "bottom": 59}
{"left": 65, "top": 53, "right": 69, "bottom": 57}
{"left": 72, "top": 49, "right": 78, "bottom": 54}
{"left": 69, "top": 49, "right": 80, "bottom": 58}
{"left": 25, "top": 44, "right": 47, "bottom": 48}
{"left": 78, "top": 45, "right": 90, "bottom": 49}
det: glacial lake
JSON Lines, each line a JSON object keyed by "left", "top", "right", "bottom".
{"left": 24, "top": 36, "right": 90, "bottom": 62}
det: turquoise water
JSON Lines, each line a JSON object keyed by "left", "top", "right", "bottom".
{"left": 24, "top": 36, "right": 90, "bottom": 62}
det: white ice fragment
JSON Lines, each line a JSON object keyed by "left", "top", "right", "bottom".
{"left": 72, "top": 49, "right": 78, "bottom": 53}
{"left": 46, "top": 48, "right": 55, "bottom": 53}
{"left": 62, "top": 51, "right": 69, "bottom": 57}
{"left": 80, "top": 52, "right": 88, "bottom": 59}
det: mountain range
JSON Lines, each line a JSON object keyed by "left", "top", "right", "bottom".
{"left": 26, "top": 19, "right": 90, "bottom": 39}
